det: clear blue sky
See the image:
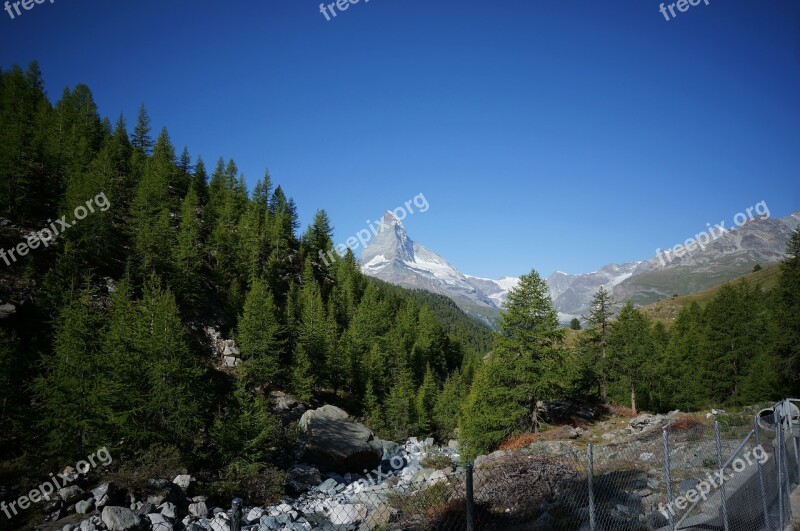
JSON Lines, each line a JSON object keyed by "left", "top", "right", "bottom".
{"left": 2, "top": 0, "right": 798, "bottom": 278}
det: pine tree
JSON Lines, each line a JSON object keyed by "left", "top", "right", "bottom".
{"left": 131, "top": 104, "right": 153, "bottom": 155}
{"left": 173, "top": 186, "right": 203, "bottom": 305}
{"left": 238, "top": 278, "right": 285, "bottom": 389}
{"left": 663, "top": 302, "right": 707, "bottom": 411}
{"left": 433, "top": 370, "right": 466, "bottom": 441}
{"left": 494, "top": 268, "right": 565, "bottom": 431}
{"left": 607, "top": 301, "right": 654, "bottom": 414}
{"left": 136, "top": 277, "right": 204, "bottom": 446}
{"left": 415, "top": 365, "right": 439, "bottom": 438}
{"left": 775, "top": 227, "right": 800, "bottom": 395}
{"left": 383, "top": 365, "right": 417, "bottom": 441}
{"left": 35, "top": 288, "right": 107, "bottom": 457}
{"left": 585, "top": 287, "right": 615, "bottom": 402}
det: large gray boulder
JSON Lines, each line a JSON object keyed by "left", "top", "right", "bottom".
{"left": 299, "top": 405, "right": 384, "bottom": 473}
{"left": 101, "top": 506, "right": 142, "bottom": 530}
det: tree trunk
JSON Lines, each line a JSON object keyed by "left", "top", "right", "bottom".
{"left": 630, "top": 382, "right": 637, "bottom": 415}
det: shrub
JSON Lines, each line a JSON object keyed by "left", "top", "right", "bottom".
{"left": 208, "top": 461, "right": 286, "bottom": 506}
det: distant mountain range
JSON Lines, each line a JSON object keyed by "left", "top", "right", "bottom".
{"left": 360, "top": 210, "right": 800, "bottom": 327}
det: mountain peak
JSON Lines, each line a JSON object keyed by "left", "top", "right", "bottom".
{"left": 380, "top": 211, "right": 404, "bottom": 231}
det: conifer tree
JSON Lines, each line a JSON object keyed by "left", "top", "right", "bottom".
{"left": 607, "top": 301, "right": 654, "bottom": 414}
{"left": 35, "top": 288, "right": 107, "bottom": 457}
{"left": 238, "top": 278, "right": 285, "bottom": 390}
{"left": 173, "top": 186, "right": 203, "bottom": 305}
{"left": 433, "top": 370, "right": 466, "bottom": 441}
{"left": 585, "top": 287, "right": 615, "bottom": 402}
{"left": 415, "top": 365, "right": 439, "bottom": 438}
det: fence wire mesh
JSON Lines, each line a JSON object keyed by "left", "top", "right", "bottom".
{"left": 173, "top": 404, "right": 799, "bottom": 530}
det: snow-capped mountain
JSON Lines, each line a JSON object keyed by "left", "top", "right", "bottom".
{"left": 360, "top": 210, "right": 800, "bottom": 327}
{"left": 360, "top": 213, "right": 508, "bottom": 326}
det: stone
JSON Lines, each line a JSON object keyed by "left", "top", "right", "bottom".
{"left": 639, "top": 452, "right": 654, "bottom": 461}
{"left": 76, "top": 498, "right": 95, "bottom": 514}
{"left": 601, "top": 432, "right": 617, "bottom": 441}
{"left": 0, "top": 303, "right": 16, "bottom": 320}
{"left": 210, "top": 512, "right": 231, "bottom": 531}
{"left": 328, "top": 503, "right": 368, "bottom": 525}
{"left": 59, "top": 485, "right": 85, "bottom": 504}
{"left": 79, "top": 520, "right": 97, "bottom": 531}
{"left": 448, "top": 439, "right": 459, "bottom": 450}
{"left": 246, "top": 507, "right": 265, "bottom": 522}
{"left": 298, "top": 405, "right": 384, "bottom": 473}
{"left": 173, "top": 475, "right": 192, "bottom": 489}
{"left": 101, "top": 506, "right": 141, "bottom": 531}
{"left": 223, "top": 356, "right": 241, "bottom": 368}
{"left": 158, "top": 502, "right": 177, "bottom": 519}
{"left": 362, "top": 505, "right": 394, "bottom": 529}
{"left": 189, "top": 501, "right": 209, "bottom": 517}
{"left": 288, "top": 464, "right": 322, "bottom": 492}
{"left": 147, "top": 513, "right": 174, "bottom": 530}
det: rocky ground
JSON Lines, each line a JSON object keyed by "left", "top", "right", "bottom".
{"left": 23, "top": 401, "right": 763, "bottom": 531}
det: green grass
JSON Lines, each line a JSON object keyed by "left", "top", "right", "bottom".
{"left": 641, "top": 263, "right": 781, "bottom": 325}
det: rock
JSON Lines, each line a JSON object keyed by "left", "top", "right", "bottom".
{"left": 223, "top": 356, "right": 240, "bottom": 368}
{"left": 76, "top": 498, "right": 95, "bottom": 514}
{"left": 173, "top": 475, "right": 192, "bottom": 489}
{"left": 259, "top": 515, "right": 279, "bottom": 529}
{"left": 564, "top": 426, "right": 580, "bottom": 438}
{"left": 79, "top": 520, "right": 97, "bottom": 531}
{"left": 101, "top": 506, "right": 142, "bottom": 531}
{"left": 328, "top": 503, "right": 368, "bottom": 525}
{"left": 246, "top": 507, "right": 264, "bottom": 522}
{"left": 189, "top": 501, "right": 209, "bottom": 517}
{"left": 59, "top": 485, "right": 85, "bottom": 504}
{"left": 448, "top": 439, "right": 460, "bottom": 450}
{"left": 210, "top": 512, "right": 231, "bottom": 531}
{"left": 629, "top": 414, "right": 665, "bottom": 433}
{"left": 601, "top": 432, "right": 617, "bottom": 440}
{"left": 222, "top": 343, "right": 240, "bottom": 358}
{"left": 158, "top": 502, "right": 177, "bottom": 519}
{"left": 288, "top": 464, "right": 322, "bottom": 492}
{"left": 147, "top": 513, "right": 174, "bottom": 530}
{"left": 639, "top": 452, "right": 654, "bottom": 461}
{"left": 298, "top": 405, "right": 383, "bottom": 473}
{"left": 91, "top": 483, "right": 115, "bottom": 508}
{"left": 362, "top": 505, "right": 394, "bottom": 529}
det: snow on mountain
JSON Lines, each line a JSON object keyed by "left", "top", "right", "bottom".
{"left": 360, "top": 209, "right": 800, "bottom": 327}
{"left": 360, "top": 212, "right": 511, "bottom": 326}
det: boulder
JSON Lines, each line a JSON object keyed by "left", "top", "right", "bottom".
{"left": 59, "top": 485, "right": 85, "bottom": 504}
{"left": 147, "top": 513, "right": 174, "bottom": 530}
{"left": 173, "top": 475, "right": 192, "bottom": 489}
{"left": 101, "top": 506, "right": 142, "bottom": 531}
{"left": 287, "top": 464, "right": 322, "bottom": 493}
{"left": 75, "top": 498, "right": 95, "bottom": 514}
{"left": 298, "top": 405, "right": 383, "bottom": 473}
{"left": 189, "top": 501, "right": 209, "bottom": 517}
{"left": 328, "top": 503, "right": 368, "bottom": 525}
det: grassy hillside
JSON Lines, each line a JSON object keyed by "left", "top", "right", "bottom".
{"left": 641, "top": 263, "right": 781, "bottom": 324}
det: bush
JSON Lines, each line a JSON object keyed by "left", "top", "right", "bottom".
{"left": 421, "top": 452, "right": 454, "bottom": 471}
{"left": 107, "top": 444, "right": 185, "bottom": 497}
{"left": 209, "top": 461, "right": 286, "bottom": 506}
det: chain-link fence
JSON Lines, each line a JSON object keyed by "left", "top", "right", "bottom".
{"left": 278, "top": 399, "right": 799, "bottom": 531}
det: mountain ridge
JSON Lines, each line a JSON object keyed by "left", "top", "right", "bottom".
{"left": 359, "top": 210, "right": 800, "bottom": 326}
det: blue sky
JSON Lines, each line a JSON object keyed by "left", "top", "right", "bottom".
{"left": 1, "top": 0, "right": 798, "bottom": 278}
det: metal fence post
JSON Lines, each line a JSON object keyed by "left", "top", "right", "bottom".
{"left": 466, "top": 462, "right": 474, "bottom": 531}
{"left": 713, "top": 419, "right": 730, "bottom": 531}
{"left": 754, "top": 416, "right": 771, "bottom": 530}
{"left": 588, "top": 443, "right": 596, "bottom": 531}
{"left": 777, "top": 415, "right": 784, "bottom": 528}
{"left": 662, "top": 426, "right": 675, "bottom": 531}
{"left": 230, "top": 498, "right": 242, "bottom": 531}
{"left": 780, "top": 405, "right": 794, "bottom": 522}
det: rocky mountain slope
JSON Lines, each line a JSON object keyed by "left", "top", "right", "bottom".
{"left": 360, "top": 210, "right": 800, "bottom": 325}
